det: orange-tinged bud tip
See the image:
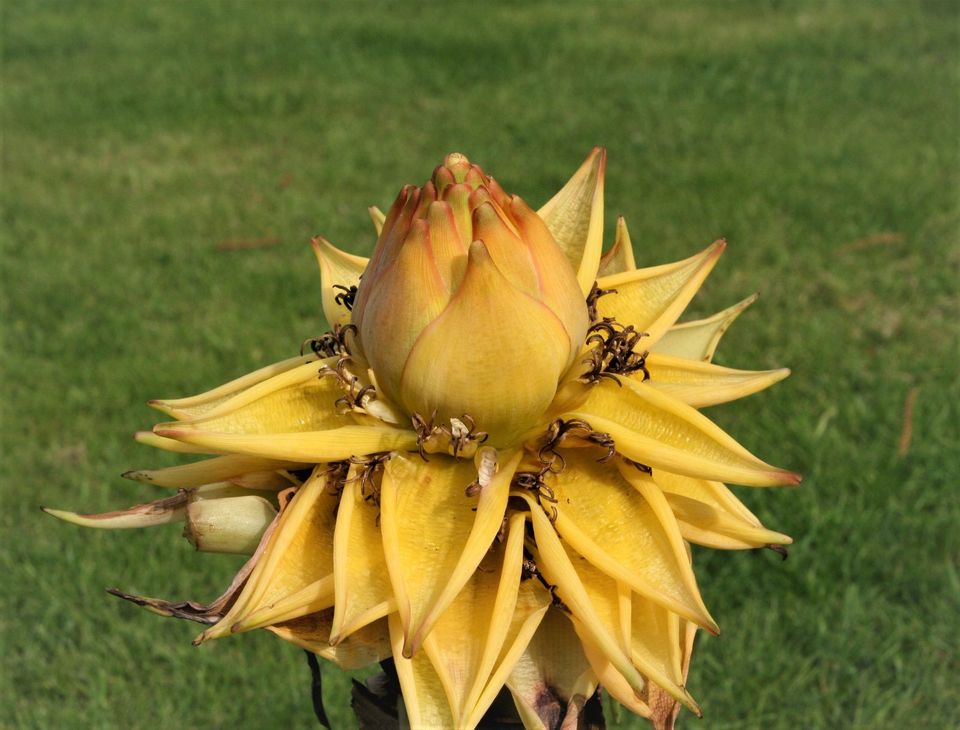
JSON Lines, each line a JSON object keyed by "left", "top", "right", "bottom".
{"left": 438, "top": 153, "right": 472, "bottom": 184}
{"left": 443, "top": 152, "right": 469, "bottom": 167}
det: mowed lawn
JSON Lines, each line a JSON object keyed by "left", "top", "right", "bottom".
{"left": 2, "top": 1, "right": 957, "bottom": 728}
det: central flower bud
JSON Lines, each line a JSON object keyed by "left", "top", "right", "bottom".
{"left": 352, "top": 154, "right": 589, "bottom": 445}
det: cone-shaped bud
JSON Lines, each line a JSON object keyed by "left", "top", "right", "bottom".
{"left": 353, "top": 154, "right": 589, "bottom": 444}
{"left": 184, "top": 495, "right": 277, "bottom": 555}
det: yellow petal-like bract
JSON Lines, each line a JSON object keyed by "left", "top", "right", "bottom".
{"left": 51, "top": 149, "right": 798, "bottom": 729}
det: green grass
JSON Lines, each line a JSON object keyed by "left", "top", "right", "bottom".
{"left": 2, "top": 1, "right": 958, "bottom": 727}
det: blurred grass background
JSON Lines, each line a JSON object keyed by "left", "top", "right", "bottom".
{"left": 2, "top": 1, "right": 958, "bottom": 728}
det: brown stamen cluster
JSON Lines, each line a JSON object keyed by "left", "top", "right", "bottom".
{"left": 411, "top": 412, "right": 434, "bottom": 459}
{"left": 319, "top": 356, "right": 376, "bottom": 414}
{"left": 448, "top": 415, "right": 489, "bottom": 456}
{"left": 315, "top": 328, "right": 379, "bottom": 414}
{"left": 322, "top": 461, "right": 351, "bottom": 498}
{"left": 347, "top": 453, "right": 391, "bottom": 507}
{"left": 300, "top": 323, "right": 358, "bottom": 358}
{"left": 581, "top": 317, "right": 650, "bottom": 385}
{"left": 585, "top": 281, "right": 617, "bottom": 322}
{"left": 512, "top": 467, "right": 560, "bottom": 522}
{"left": 337, "top": 379, "right": 377, "bottom": 414}
{"left": 538, "top": 418, "right": 617, "bottom": 469}
{"left": 319, "top": 455, "right": 389, "bottom": 524}
{"left": 412, "top": 411, "right": 489, "bottom": 460}
{"left": 332, "top": 284, "right": 358, "bottom": 311}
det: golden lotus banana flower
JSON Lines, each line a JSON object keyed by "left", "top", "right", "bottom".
{"left": 48, "top": 148, "right": 800, "bottom": 729}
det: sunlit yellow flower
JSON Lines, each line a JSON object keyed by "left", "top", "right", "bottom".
{"left": 49, "top": 149, "right": 799, "bottom": 729}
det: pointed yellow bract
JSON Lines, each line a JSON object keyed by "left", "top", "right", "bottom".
{"left": 368, "top": 205, "right": 386, "bottom": 236}
{"left": 133, "top": 431, "right": 210, "bottom": 453}
{"left": 568, "top": 378, "right": 801, "bottom": 487}
{"left": 538, "top": 147, "right": 607, "bottom": 293}
{"left": 576, "top": 626, "right": 653, "bottom": 719}
{"left": 159, "top": 360, "right": 345, "bottom": 435}
{"left": 652, "top": 294, "right": 758, "bottom": 362}
{"left": 596, "top": 240, "right": 725, "bottom": 347}
{"left": 269, "top": 611, "right": 390, "bottom": 670}
{"left": 539, "top": 450, "right": 715, "bottom": 632}
{"left": 150, "top": 352, "right": 320, "bottom": 419}
{"left": 569, "top": 549, "right": 687, "bottom": 698}
{"left": 311, "top": 236, "right": 367, "bottom": 328}
{"left": 231, "top": 574, "right": 335, "bottom": 633}
{"left": 622, "top": 589, "right": 689, "bottom": 701}
{"left": 154, "top": 425, "right": 419, "bottom": 463}
{"left": 652, "top": 469, "right": 763, "bottom": 523}
{"left": 420, "top": 513, "right": 550, "bottom": 727}
{"left": 380, "top": 450, "right": 520, "bottom": 658}
{"left": 358, "top": 219, "right": 451, "bottom": 401}
{"left": 657, "top": 620, "right": 699, "bottom": 729}
{"left": 653, "top": 471, "right": 792, "bottom": 550}
{"left": 643, "top": 352, "right": 790, "bottom": 408}
{"left": 390, "top": 613, "right": 455, "bottom": 729}
{"left": 666, "top": 494, "right": 792, "bottom": 550}
{"left": 123, "top": 453, "right": 304, "bottom": 489}
{"left": 463, "top": 564, "right": 552, "bottom": 727}
{"left": 597, "top": 216, "right": 638, "bottom": 278}
{"left": 425, "top": 200, "right": 468, "bottom": 292}
{"left": 516, "top": 490, "right": 647, "bottom": 696}
{"left": 511, "top": 195, "right": 591, "bottom": 350}
{"left": 198, "top": 468, "right": 338, "bottom": 643}
{"left": 474, "top": 200, "right": 541, "bottom": 297}
{"left": 330, "top": 466, "right": 396, "bottom": 642}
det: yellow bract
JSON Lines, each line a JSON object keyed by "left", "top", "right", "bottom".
{"left": 538, "top": 146, "right": 606, "bottom": 293}
{"left": 50, "top": 148, "right": 798, "bottom": 730}
{"left": 398, "top": 242, "right": 573, "bottom": 444}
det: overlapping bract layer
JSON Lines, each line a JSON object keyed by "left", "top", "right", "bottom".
{"left": 350, "top": 154, "right": 590, "bottom": 445}
{"left": 50, "top": 149, "right": 798, "bottom": 730}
